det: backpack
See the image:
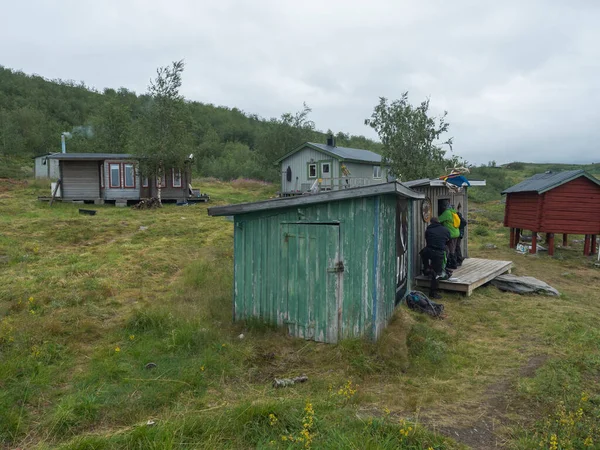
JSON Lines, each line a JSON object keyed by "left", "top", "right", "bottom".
{"left": 405, "top": 291, "right": 445, "bottom": 318}
{"left": 452, "top": 211, "right": 461, "bottom": 228}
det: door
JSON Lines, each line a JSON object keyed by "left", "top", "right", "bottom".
{"left": 281, "top": 223, "right": 341, "bottom": 343}
{"left": 320, "top": 161, "right": 332, "bottom": 189}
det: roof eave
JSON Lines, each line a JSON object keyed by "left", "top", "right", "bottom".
{"left": 538, "top": 172, "right": 600, "bottom": 193}
{"left": 208, "top": 182, "right": 423, "bottom": 217}
{"left": 274, "top": 142, "right": 343, "bottom": 165}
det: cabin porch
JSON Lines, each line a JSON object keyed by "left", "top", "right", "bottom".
{"left": 415, "top": 257, "right": 512, "bottom": 296}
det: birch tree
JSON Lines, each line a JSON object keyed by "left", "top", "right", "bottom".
{"left": 132, "top": 60, "right": 192, "bottom": 203}
{"left": 365, "top": 93, "right": 453, "bottom": 181}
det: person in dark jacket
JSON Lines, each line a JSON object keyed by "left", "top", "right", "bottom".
{"left": 421, "top": 217, "right": 451, "bottom": 299}
{"left": 455, "top": 204, "right": 467, "bottom": 266}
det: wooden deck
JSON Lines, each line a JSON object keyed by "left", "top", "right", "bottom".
{"left": 415, "top": 258, "right": 512, "bottom": 296}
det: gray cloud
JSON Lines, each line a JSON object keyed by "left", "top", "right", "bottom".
{"left": 1, "top": 0, "right": 599, "bottom": 164}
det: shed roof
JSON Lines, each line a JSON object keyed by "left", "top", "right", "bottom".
{"left": 32, "top": 152, "right": 60, "bottom": 159}
{"left": 47, "top": 153, "right": 134, "bottom": 161}
{"left": 275, "top": 142, "right": 382, "bottom": 164}
{"left": 208, "top": 181, "right": 424, "bottom": 216}
{"left": 501, "top": 170, "right": 600, "bottom": 194}
{"left": 404, "top": 178, "right": 487, "bottom": 188}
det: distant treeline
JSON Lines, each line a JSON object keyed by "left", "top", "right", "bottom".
{"left": 0, "top": 66, "right": 382, "bottom": 181}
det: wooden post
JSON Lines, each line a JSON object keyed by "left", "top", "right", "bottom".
{"left": 562, "top": 234, "right": 568, "bottom": 247}
{"left": 509, "top": 227, "right": 515, "bottom": 248}
{"left": 592, "top": 235, "right": 598, "bottom": 255}
{"left": 584, "top": 234, "right": 591, "bottom": 256}
{"left": 515, "top": 228, "right": 521, "bottom": 245}
{"left": 530, "top": 231, "right": 537, "bottom": 254}
{"left": 547, "top": 233, "right": 555, "bottom": 256}
{"left": 49, "top": 178, "right": 61, "bottom": 207}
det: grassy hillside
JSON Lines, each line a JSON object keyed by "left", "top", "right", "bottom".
{"left": 0, "top": 66, "right": 382, "bottom": 182}
{"left": 1, "top": 179, "right": 600, "bottom": 449}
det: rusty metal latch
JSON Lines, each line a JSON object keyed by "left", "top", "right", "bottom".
{"left": 327, "top": 261, "right": 345, "bottom": 273}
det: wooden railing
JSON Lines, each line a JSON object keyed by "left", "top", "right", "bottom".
{"left": 281, "top": 177, "right": 384, "bottom": 195}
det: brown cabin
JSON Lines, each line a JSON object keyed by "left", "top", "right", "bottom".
{"left": 502, "top": 170, "right": 600, "bottom": 255}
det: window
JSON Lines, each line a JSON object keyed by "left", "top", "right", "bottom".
{"left": 172, "top": 169, "right": 182, "bottom": 187}
{"left": 124, "top": 164, "right": 135, "bottom": 188}
{"left": 142, "top": 176, "right": 149, "bottom": 188}
{"left": 109, "top": 163, "right": 121, "bottom": 188}
{"left": 308, "top": 163, "right": 317, "bottom": 178}
{"left": 321, "top": 162, "right": 330, "bottom": 176}
{"left": 373, "top": 165, "right": 382, "bottom": 179}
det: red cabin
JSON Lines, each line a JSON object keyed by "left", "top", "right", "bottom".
{"left": 502, "top": 170, "right": 600, "bottom": 256}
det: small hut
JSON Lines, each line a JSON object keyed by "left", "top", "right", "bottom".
{"left": 208, "top": 182, "right": 424, "bottom": 343}
{"left": 404, "top": 178, "right": 486, "bottom": 273}
{"left": 502, "top": 170, "right": 600, "bottom": 255}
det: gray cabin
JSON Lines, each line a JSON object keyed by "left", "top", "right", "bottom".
{"left": 33, "top": 153, "right": 60, "bottom": 179}
{"left": 46, "top": 153, "right": 195, "bottom": 204}
{"left": 276, "top": 137, "right": 388, "bottom": 196}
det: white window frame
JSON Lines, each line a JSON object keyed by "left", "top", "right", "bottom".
{"left": 373, "top": 165, "right": 382, "bottom": 179}
{"left": 142, "top": 176, "right": 149, "bottom": 188}
{"left": 321, "top": 162, "right": 331, "bottom": 177}
{"left": 109, "top": 163, "right": 121, "bottom": 188}
{"left": 308, "top": 163, "right": 317, "bottom": 179}
{"left": 123, "top": 163, "right": 135, "bottom": 188}
{"left": 172, "top": 168, "right": 182, "bottom": 188}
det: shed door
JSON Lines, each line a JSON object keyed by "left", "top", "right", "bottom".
{"left": 62, "top": 161, "right": 100, "bottom": 199}
{"left": 282, "top": 223, "right": 341, "bottom": 343}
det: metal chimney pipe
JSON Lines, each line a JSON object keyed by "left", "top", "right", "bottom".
{"left": 61, "top": 133, "right": 66, "bottom": 153}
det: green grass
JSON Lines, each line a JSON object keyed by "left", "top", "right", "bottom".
{"left": 2, "top": 176, "right": 600, "bottom": 449}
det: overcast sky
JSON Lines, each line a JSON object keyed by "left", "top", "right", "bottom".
{"left": 2, "top": 0, "right": 599, "bottom": 165}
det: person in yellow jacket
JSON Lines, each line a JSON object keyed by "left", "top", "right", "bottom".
{"left": 438, "top": 201, "right": 460, "bottom": 270}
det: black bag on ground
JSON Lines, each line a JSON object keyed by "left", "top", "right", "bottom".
{"left": 405, "top": 291, "right": 444, "bottom": 318}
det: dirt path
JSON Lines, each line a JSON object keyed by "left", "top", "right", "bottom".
{"left": 427, "top": 354, "right": 548, "bottom": 449}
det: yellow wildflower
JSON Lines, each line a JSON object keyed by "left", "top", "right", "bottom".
{"left": 115, "top": 346, "right": 121, "bottom": 353}
{"left": 268, "top": 413, "right": 278, "bottom": 426}
{"left": 129, "top": 335, "right": 135, "bottom": 340}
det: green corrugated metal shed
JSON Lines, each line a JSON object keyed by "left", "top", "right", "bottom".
{"left": 208, "top": 182, "right": 424, "bottom": 343}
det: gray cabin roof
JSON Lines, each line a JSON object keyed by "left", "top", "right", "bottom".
{"left": 275, "top": 142, "right": 382, "bottom": 165}
{"left": 501, "top": 170, "right": 600, "bottom": 194}
{"left": 208, "top": 181, "right": 424, "bottom": 216}
{"left": 47, "top": 153, "right": 134, "bottom": 161}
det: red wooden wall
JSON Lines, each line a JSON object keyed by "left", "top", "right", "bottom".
{"left": 504, "top": 192, "right": 541, "bottom": 230}
{"left": 504, "top": 177, "right": 600, "bottom": 234}
{"left": 541, "top": 177, "right": 600, "bottom": 234}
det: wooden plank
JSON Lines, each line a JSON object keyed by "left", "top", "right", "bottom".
{"left": 415, "top": 258, "right": 513, "bottom": 295}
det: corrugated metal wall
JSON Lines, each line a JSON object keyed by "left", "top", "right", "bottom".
{"left": 410, "top": 186, "right": 469, "bottom": 274}
{"left": 61, "top": 161, "right": 100, "bottom": 199}
{"left": 232, "top": 194, "right": 404, "bottom": 342}
{"left": 280, "top": 147, "right": 340, "bottom": 193}
{"left": 34, "top": 157, "right": 60, "bottom": 179}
